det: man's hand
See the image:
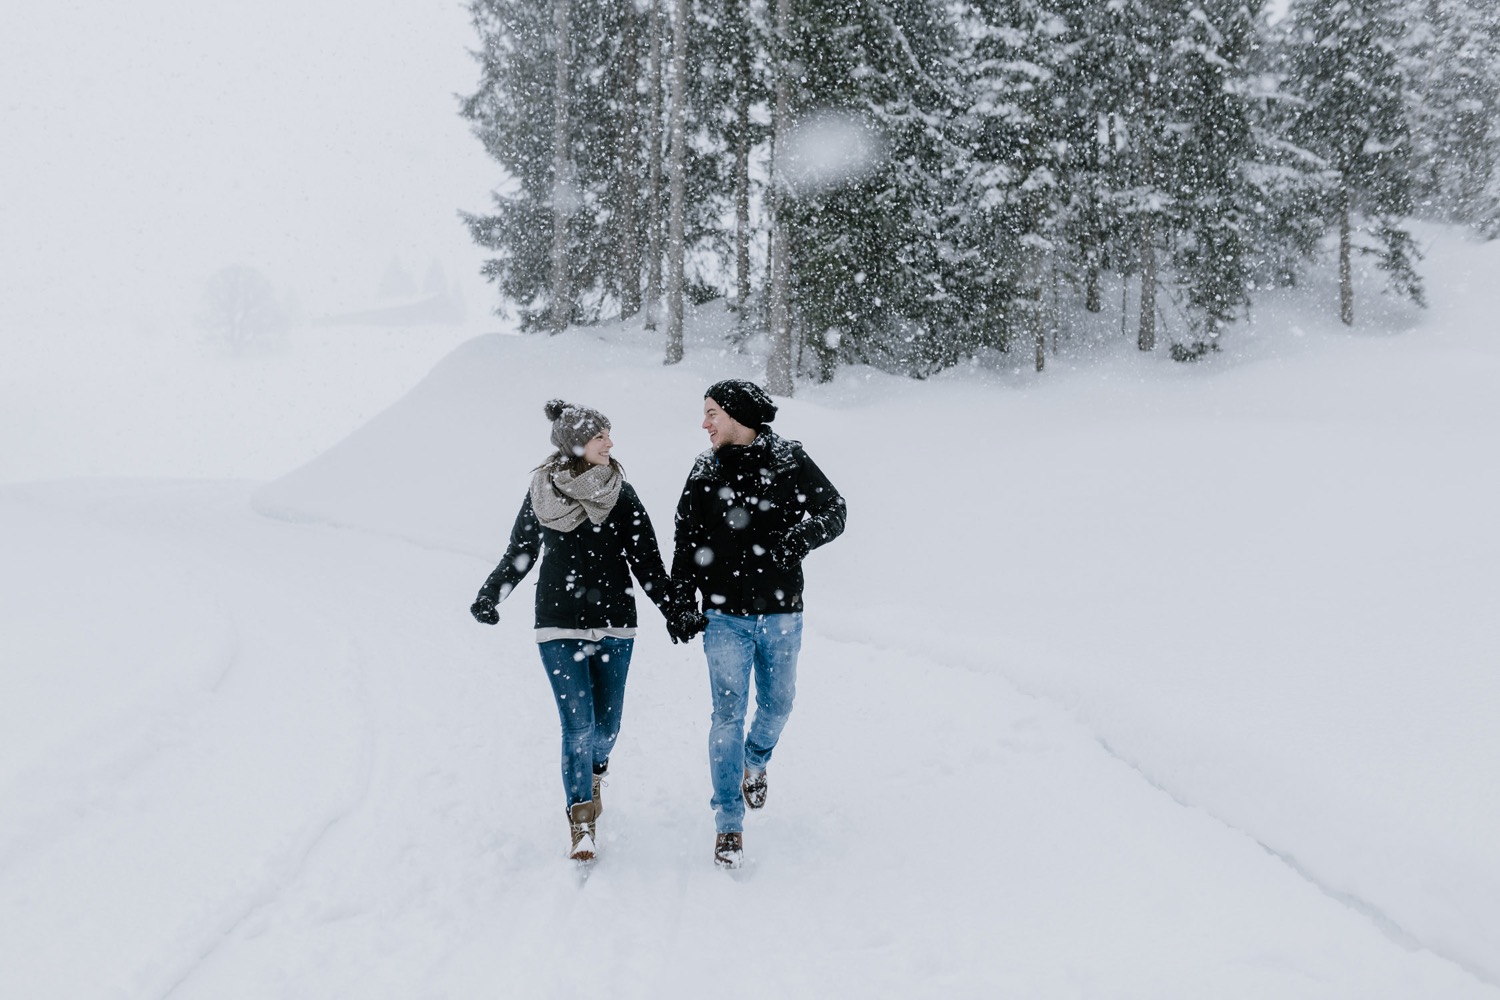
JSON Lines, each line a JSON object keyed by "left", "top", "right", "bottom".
{"left": 769, "top": 530, "right": 811, "bottom": 568}
{"left": 470, "top": 597, "right": 499, "bottom": 625}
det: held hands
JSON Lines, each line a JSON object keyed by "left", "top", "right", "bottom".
{"left": 666, "top": 604, "right": 708, "bottom": 644}
{"left": 470, "top": 596, "right": 499, "bottom": 625}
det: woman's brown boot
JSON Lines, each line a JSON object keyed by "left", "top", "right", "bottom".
{"left": 568, "top": 801, "right": 597, "bottom": 862}
{"left": 591, "top": 766, "right": 607, "bottom": 818}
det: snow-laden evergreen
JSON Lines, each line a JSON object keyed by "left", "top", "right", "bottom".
{"left": 1403, "top": 0, "right": 1500, "bottom": 228}
{"left": 460, "top": 0, "right": 1500, "bottom": 376}
{"left": 1279, "top": 0, "right": 1424, "bottom": 323}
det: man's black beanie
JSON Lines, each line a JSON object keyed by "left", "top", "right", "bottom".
{"left": 705, "top": 379, "right": 778, "bottom": 430}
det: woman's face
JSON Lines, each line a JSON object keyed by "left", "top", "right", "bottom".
{"left": 582, "top": 429, "right": 613, "bottom": 466}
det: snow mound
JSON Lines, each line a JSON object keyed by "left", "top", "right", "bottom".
{"left": 251, "top": 313, "right": 773, "bottom": 555}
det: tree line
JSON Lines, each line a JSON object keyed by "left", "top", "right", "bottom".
{"left": 459, "top": 0, "right": 1500, "bottom": 385}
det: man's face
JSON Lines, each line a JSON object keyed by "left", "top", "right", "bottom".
{"left": 702, "top": 398, "right": 756, "bottom": 451}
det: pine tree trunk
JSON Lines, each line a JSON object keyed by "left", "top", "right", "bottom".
{"left": 732, "top": 0, "right": 752, "bottom": 312}
{"left": 1048, "top": 252, "right": 1061, "bottom": 355}
{"left": 644, "top": 0, "right": 665, "bottom": 330}
{"left": 1084, "top": 195, "right": 1102, "bottom": 313}
{"left": 664, "top": 0, "right": 687, "bottom": 365}
{"left": 1138, "top": 209, "right": 1157, "bottom": 352}
{"left": 1135, "top": 41, "right": 1157, "bottom": 352}
{"left": 1022, "top": 240, "right": 1045, "bottom": 372}
{"left": 765, "top": 0, "right": 795, "bottom": 396}
{"left": 1338, "top": 180, "right": 1354, "bottom": 325}
{"left": 548, "top": 0, "right": 572, "bottom": 333}
{"left": 616, "top": 5, "right": 642, "bottom": 321}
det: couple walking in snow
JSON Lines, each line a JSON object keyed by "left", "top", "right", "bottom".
{"left": 469, "top": 380, "right": 847, "bottom": 869}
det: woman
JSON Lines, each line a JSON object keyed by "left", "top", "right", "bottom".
{"left": 470, "top": 400, "right": 698, "bottom": 863}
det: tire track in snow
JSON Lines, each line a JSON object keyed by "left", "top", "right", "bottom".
{"left": 2, "top": 483, "right": 379, "bottom": 999}
{"left": 811, "top": 612, "right": 1500, "bottom": 996}
{"left": 159, "top": 631, "right": 378, "bottom": 1000}
{"left": 1092, "top": 736, "right": 1499, "bottom": 992}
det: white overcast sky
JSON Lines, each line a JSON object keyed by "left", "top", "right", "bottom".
{"left": 0, "top": 0, "right": 498, "bottom": 330}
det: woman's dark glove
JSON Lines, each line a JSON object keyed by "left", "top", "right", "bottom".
{"left": 470, "top": 597, "right": 499, "bottom": 625}
{"left": 666, "top": 606, "right": 708, "bottom": 644}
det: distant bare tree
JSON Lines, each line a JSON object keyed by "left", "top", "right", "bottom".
{"left": 197, "top": 265, "right": 286, "bottom": 353}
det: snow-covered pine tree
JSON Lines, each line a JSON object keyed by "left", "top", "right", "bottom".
{"left": 614, "top": 1, "right": 645, "bottom": 320}
{"left": 724, "top": 0, "right": 765, "bottom": 311}
{"left": 462, "top": 0, "right": 698, "bottom": 330}
{"left": 1402, "top": 0, "right": 1500, "bottom": 232}
{"left": 729, "top": 0, "right": 762, "bottom": 310}
{"left": 665, "top": 0, "right": 689, "bottom": 363}
{"left": 1161, "top": 0, "right": 1264, "bottom": 359}
{"left": 766, "top": 0, "right": 796, "bottom": 393}
{"left": 1047, "top": 0, "right": 1138, "bottom": 319}
{"left": 459, "top": 0, "right": 558, "bottom": 327}
{"left": 680, "top": 0, "right": 763, "bottom": 307}
{"left": 559, "top": 0, "right": 661, "bottom": 324}
{"left": 1094, "top": 0, "right": 1178, "bottom": 352}
{"left": 1240, "top": 10, "right": 1330, "bottom": 293}
{"left": 1282, "top": 0, "right": 1423, "bottom": 324}
{"left": 776, "top": 0, "right": 966, "bottom": 380}
{"left": 546, "top": 0, "right": 573, "bottom": 331}
{"left": 958, "top": 0, "right": 1074, "bottom": 368}
{"left": 644, "top": 0, "right": 667, "bottom": 328}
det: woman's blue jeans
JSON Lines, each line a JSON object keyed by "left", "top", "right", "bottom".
{"left": 703, "top": 610, "right": 803, "bottom": 833}
{"left": 538, "top": 637, "right": 633, "bottom": 811}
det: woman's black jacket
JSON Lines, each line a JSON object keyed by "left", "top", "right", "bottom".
{"left": 477, "top": 482, "right": 675, "bottom": 630}
{"left": 671, "top": 430, "right": 846, "bottom": 616}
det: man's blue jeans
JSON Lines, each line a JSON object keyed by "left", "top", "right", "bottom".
{"left": 703, "top": 610, "right": 803, "bottom": 833}
{"left": 538, "top": 637, "right": 633, "bottom": 810}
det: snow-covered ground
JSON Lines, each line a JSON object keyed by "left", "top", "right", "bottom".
{"left": 2, "top": 225, "right": 1498, "bottom": 998}
{"left": 5, "top": 3, "right": 1499, "bottom": 993}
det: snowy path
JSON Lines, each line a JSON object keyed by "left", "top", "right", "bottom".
{"left": 2, "top": 480, "right": 1493, "bottom": 999}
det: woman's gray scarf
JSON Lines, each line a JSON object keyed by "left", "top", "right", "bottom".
{"left": 530, "top": 462, "right": 623, "bottom": 532}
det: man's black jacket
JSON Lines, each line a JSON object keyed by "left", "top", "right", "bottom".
{"left": 672, "top": 430, "right": 846, "bottom": 615}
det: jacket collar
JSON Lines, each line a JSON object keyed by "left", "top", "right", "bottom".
{"left": 691, "top": 429, "right": 799, "bottom": 482}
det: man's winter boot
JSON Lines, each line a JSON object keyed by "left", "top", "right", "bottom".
{"left": 742, "top": 768, "right": 767, "bottom": 810}
{"left": 568, "top": 801, "right": 597, "bottom": 862}
{"left": 714, "top": 831, "right": 744, "bottom": 869}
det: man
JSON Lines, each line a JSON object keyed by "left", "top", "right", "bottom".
{"left": 671, "top": 379, "right": 847, "bottom": 869}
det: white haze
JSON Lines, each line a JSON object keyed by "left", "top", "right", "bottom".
{"left": 0, "top": 1, "right": 498, "bottom": 333}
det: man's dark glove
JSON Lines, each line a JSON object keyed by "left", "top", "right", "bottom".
{"left": 470, "top": 597, "right": 499, "bottom": 625}
{"left": 666, "top": 606, "right": 708, "bottom": 644}
{"left": 769, "top": 530, "right": 811, "bottom": 568}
